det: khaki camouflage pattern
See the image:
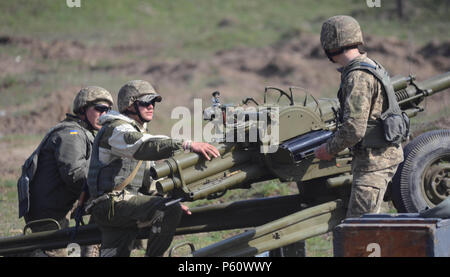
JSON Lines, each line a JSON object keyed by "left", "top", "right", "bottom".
{"left": 96, "top": 111, "right": 183, "bottom": 167}
{"left": 91, "top": 193, "right": 182, "bottom": 257}
{"left": 73, "top": 86, "right": 114, "bottom": 114}
{"left": 92, "top": 111, "right": 183, "bottom": 196}
{"left": 88, "top": 111, "right": 185, "bottom": 256}
{"left": 346, "top": 164, "right": 398, "bottom": 218}
{"left": 320, "top": 15, "right": 364, "bottom": 52}
{"left": 326, "top": 54, "right": 403, "bottom": 172}
{"left": 117, "top": 80, "right": 161, "bottom": 112}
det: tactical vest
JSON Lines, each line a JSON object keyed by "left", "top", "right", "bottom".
{"left": 337, "top": 59, "right": 410, "bottom": 148}
{"left": 88, "top": 119, "right": 152, "bottom": 198}
{"left": 17, "top": 118, "right": 93, "bottom": 218}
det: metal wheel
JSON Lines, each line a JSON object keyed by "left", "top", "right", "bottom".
{"left": 392, "top": 129, "right": 450, "bottom": 212}
{"left": 422, "top": 161, "right": 450, "bottom": 206}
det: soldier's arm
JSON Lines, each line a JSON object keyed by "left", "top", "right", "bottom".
{"left": 53, "top": 129, "right": 89, "bottom": 195}
{"left": 326, "top": 71, "right": 373, "bottom": 155}
{"left": 108, "top": 123, "right": 184, "bottom": 161}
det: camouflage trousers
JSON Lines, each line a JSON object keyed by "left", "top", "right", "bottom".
{"left": 91, "top": 193, "right": 182, "bottom": 257}
{"left": 346, "top": 164, "right": 398, "bottom": 218}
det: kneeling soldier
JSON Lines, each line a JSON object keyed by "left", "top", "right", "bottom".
{"left": 87, "top": 80, "right": 219, "bottom": 257}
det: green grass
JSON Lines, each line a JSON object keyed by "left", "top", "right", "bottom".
{"left": 0, "top": 133, "right": 43, "bottom": 146}
{"left": 1, "top": 0, "right": 448, "bottom": 56}
{"left": 1, "top": 0, "right": 448, "bottom": 116}
{"left": 409, "top": 103, "right": 450, "bottom": 136}
{"left": 0, "top": 179, "right": 24, "bottom": 237}
{"left": 306, "top": 233, "right": 333, "bottom": 257}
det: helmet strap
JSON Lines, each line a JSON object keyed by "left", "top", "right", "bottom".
{"left": 326, "top": 52, "right": 337, "bottom": 63}
{"left": 83, "top": 117, "right": 95, "bottom": 131}
{"left": 127, "top": 102, "right": 150, "bottom": 123}
{"left": 78, "top": 107, "right": 95, "bottom": 131}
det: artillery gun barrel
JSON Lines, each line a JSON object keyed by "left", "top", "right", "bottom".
{"left": 0, "top": 224, "right": 101, "bottom": 256}
{"left": 176, "top": 194, "right": 304, "bottom": 234}
{"left": 419, "top": 71, "right": 450, "bottom": 95}
{"left": 150, "top": 144, "right": 230, "bottom": 179}
{"left": 188, "top": 164, "right": 264, "bottom": 201}
{"left": 156, "top": 150, "right": 254, "bottom": 193}
{"left": 192, "top": 200, "right": 345, "bottom": 257}
{"left": 391, "top": 75, "right": 414, "bottom": 91}
{"left": 396, "top": 71, "right": 450, "bottom": 105}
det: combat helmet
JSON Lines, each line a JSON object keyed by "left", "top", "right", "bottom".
{"left": 118, "top": 80, "right": 162, "bottom": 113}
{"left": 118, "top": 80, "right": 162, "bottom": 123}
{"left": 73, "top": 86, "right": 114, "bottom": 115}
{"left": 320, "top": 15, "right": 364, "bottom": 54}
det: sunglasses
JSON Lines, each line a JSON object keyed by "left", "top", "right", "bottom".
{"left": 325, "top": 45, "right": 359, "bottom": 62}
{"left": 93, "top": 104, "right": 111, "bottom": 113}
{"left": 137, "top": 100, "right": 156, "bottom": 108}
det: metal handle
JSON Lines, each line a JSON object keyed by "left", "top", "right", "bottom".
{"left": 264, "top": 87, "right": 293, "bottom": 105}
{"left": 242, "top": 97, "right": 259, "bottom": 106}
{"left": 168, "top": 242, "right": 196, "bottom": 257}
{"left": 23, "top": 218, "right": 61, "bottom": 234}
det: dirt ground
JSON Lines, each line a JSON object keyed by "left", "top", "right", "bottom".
{"left": 0, "top": 33, "right": 449, "bottom": 180}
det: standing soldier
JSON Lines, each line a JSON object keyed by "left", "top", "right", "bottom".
{"left": 314, "top": 15, "right": 406, "bottom": 218}
{"left": 18, "top": 86, "right": 113, "bottom": 256}
{"left": 87, "top": 80, "right": 220, "bottom": 257}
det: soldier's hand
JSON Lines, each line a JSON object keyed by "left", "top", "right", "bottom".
{"left": 314, "top": 143, "right": 334, "bottom": 161}
{"left": 191, "top": 142, "right": 220, "bottom": 160}
{"left": 181, "top": 204, "right": 192, "bottom": 215}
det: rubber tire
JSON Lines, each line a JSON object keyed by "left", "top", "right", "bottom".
{"left": 391, "top": 129, "right": 450, "bottom": 213}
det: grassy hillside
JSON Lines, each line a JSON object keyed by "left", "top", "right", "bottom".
{"left": 1, "top": 0, "right": 448, "bottom": 115}
{"left": 1, "top": 0, "right": 448, "bottom": 58}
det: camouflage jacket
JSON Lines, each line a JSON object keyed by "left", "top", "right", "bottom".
{"left": 87, "top": 111, "right": 184, "bottom": 197}
{"left": 326, "top": 54, "right": 403, "bottom": 172}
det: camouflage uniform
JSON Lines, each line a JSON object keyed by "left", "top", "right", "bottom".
{"left": 326, "top": 54, "right": 403, "bottom": 218}
{"left": 87, "top": 81, "right": 186, "bottom": 257}
{"left": 320, "top": 16, "right": 403, "bottom": 218}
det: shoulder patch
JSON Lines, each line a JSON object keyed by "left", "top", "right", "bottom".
{"left": 69, "top": 130, "right": 79, "bottom": 135}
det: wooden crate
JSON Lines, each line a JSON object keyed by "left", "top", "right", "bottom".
{"left": 333, "top": 214, "right": 450, "bottom": 257}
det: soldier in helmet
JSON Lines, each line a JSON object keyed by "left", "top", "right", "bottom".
{"left": 314, "top": 15, "right": 404, "bottom": 218}
{"left": 20, "top": 86, "right": 113, "bottom": 256}
{"left": 87, "top": 80, "right": 220, "bottom": 257}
